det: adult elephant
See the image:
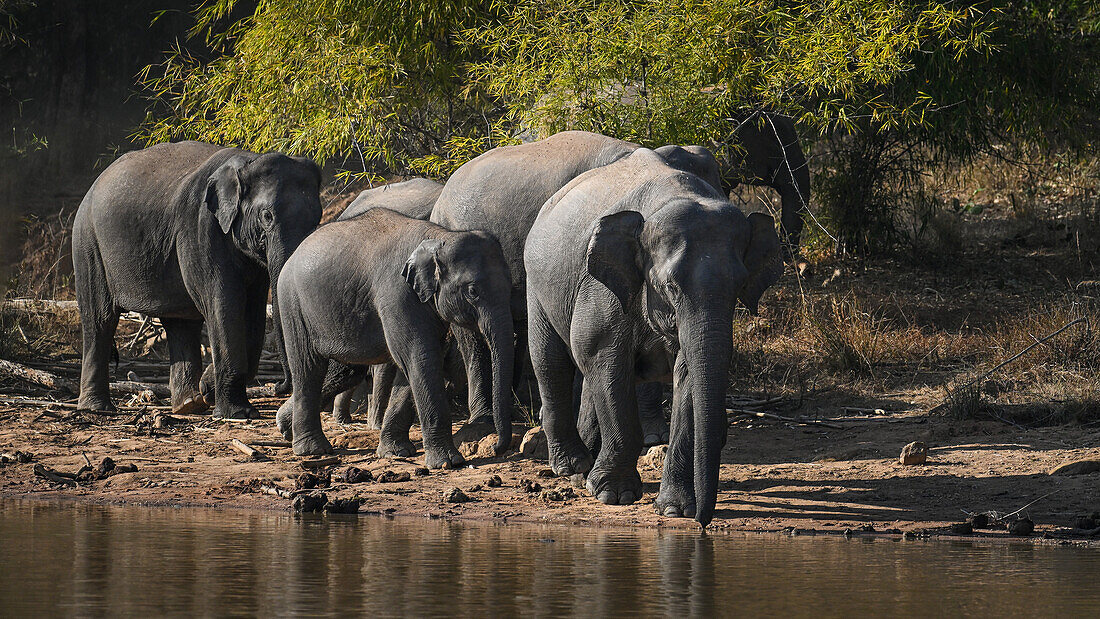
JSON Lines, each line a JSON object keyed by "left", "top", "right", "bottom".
{"left": 723, "top": 112, "right": 811, "bottom": 252}
{"left": 430, "top": 131, "right": 722, "bottom": 444}
{"left": 525, "top": 148, "right": 783, "bottom": 526}
{"left": 331, "top": 178, "right": 445, "bottom": 427}
{"left": 72, "top": 141, "right": 322, "bottom": 419}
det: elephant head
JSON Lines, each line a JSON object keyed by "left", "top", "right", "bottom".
{"left": 204, "top": 152, "right": 323, "bottom": 394}
{"left": 402, "top": 232, "right": 515, "bottom": 452}
{"left": 586, "top": 199, "right": 782, "bottom": 526}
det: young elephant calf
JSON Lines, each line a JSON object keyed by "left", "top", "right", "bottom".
{"left": 275, "top": 208, "right": 514, "bottom": 465}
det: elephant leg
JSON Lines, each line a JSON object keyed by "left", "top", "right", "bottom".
{"left": 332, "top": 387, "right": 356, "bottom": 425}
{"left": 162, "top": 318, "right": 208, "bottom": 415}
{"left": 528, "top": 301, "right": 592, "bottom": 476}
{"left": 205, "top": 293, "right": 259, "bottom": 420}
{"left": 577, "top": 372, "right": 600, "bottom": 454}
{"left": 384, "top": 316, "right": 463, "bottom": 469}
{"left": 582, "top": 349, "right": 644, "bottom": 506}
{"left": 74, "top": 246, "right": 119, "bottom": 412}
{"left": 278, "top": 347, "right": 332, "bottom": 456}
{"left": 654, "top": 352, "right": 696, "bottom": 518}
{"left": 637, "top": 382, "right": 669, "bottom": 446}
{"left": 367, "top": 363, "right": 396, "bottom": 430}
{"left": 377, "top": 370, "right": 417, "bottom": 458}
{"left": 320, "top": 361, "right": 368, "bottom": 424}
{"left": 453, "top": 325, "right": 493, "bottom": 424}
{"left": 442, "top": 339, "right": 470, "bottom": 419}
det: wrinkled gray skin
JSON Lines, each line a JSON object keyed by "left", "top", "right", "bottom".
{"left": 332, "top": 178, "right": 445, "bottom": 426}
{"left": 724, "top": 113, "right": 811, "bottom": 251}
{"left": 275, "top": 208, "right": 514, "bottom": 463}
{"left": 430, "top": 131, "right": 723, "bottom": 445}
{"left": 72, "top": 141, "right": 321, "bottom": 418}
{"left": 525, "top": 149, "right": 783, "bottom": 526}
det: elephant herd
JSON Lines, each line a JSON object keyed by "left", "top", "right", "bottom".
{"left": 71, "top": 123, "right": 808, "bottom": 526}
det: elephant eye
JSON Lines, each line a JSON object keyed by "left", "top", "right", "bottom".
{"left": 465, "top": 283, "right": 479, "bottom": 299}
{"left": 260, "top": 208, "right": 274, "bottom": 227}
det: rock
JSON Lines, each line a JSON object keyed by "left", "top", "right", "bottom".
{"left": 475, "top": 434, "right": 508, "bottom": 457}
{"left": 443, "top": 487, "right": 471, "bottom": 503}
{"left": 452, "top": 422, "right": 495, "bottom": 445}
{"left": 967, "top": 513, "right": 990, "bottom": 529}
{"left": 341, "top": 466, "right": 373, "bottom": 484}
{"left": 949, "top": 522, "right": 973, "bottom": 535}
{"left": 898, "top": 441, "right": 928, "bottom": 465}
{"left": 642, "top": 444, "right": 667, "bottom": 473}
{"left": 323, "top": 497, "right": 361, "bottom": 514}
{"left": 1008, "top": 517, "right": 1035, "bottom": 536}
{"left": 292, "top": 492, "right": 327, "bottom": 513}
{"left": 414, "top": 467, "right": 430, "bottom": 477}
{"left": 459, "top": 441, "right": 479, "bottom": 458}
{"left": 541, "top": 486, "right": 577, "bottom": 501}
{"left": 519, "top": 427, "right": 548, "bottom": 460}
{"left": 296, "top": 471, "right": 328, "bottom": 490}
{"left": 377, "top": 470, "right": 411, "bottom": 483}
{"left": 486, "top": 475, "right": 503, "bottom": 487}
{"left": 330, "top": 431, "right": 377, "bottom": 450}
{"left": 520, "top": 479, "right": 542, "bottom": 493}
{"left": 1049, "top": 459, "right": 1100, "bottom": 476}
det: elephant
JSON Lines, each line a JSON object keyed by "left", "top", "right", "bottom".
{"left": 524, "top": 147, "right": 783, "bottom": 526}
{"left": 336, "top": 177, "right": 443, "bottom": 222}
{"left": 430, "top": 131, "right": 724, "bottom": 445}
{"left": 72, "top": 141, "right": 322, "bottom": 419}
{"left": 274, "top": 207, "right": 514, "bottom": 463}
{"left": 722, "top": 112, "right": 811, "bottom": 252}
{"left": 332, "top": 177, "right": 445, "bottom": 426}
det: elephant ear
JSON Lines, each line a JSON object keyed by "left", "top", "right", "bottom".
{"left": 737, "top": 212, "right": 783, "bottom": 315}
{"left": 402, "top": 239, "right": 443, "bottom": 303}
{"left": 586, "top": 210, "right": 645, "bottom": 312}
{"left": 205, "top": 156, "right": 248, "bottom": 234}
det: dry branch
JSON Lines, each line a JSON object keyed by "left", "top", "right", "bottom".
{"left": 33, "top": 463, "right": 77, "bottom": 486}
{"left": 727, "top": 409, "right": 844, "bottom": 429}
{"left": 229, "top": 438, "right": 267, "bottom": 461}
{"left": 0, "top": 358, "right": 77, "bottom": 393}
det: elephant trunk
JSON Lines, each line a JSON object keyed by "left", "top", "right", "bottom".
{"left": 267, "top": 246, "right": 294, "bottom": 395}
{"left": 480, "top": 305, "right": 515, "bottom": 454}
{"left": 681, "top": 302, "right": 734, "bottom": 527}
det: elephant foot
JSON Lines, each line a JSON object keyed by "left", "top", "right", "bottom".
{"left": 654, "top": 474, "right": 696, "bottom": 517}
{"left": 585, "top": 463, "right": 643, "bottom": 506}
{"left": 377, "top": 435, "right": 416, "bottom": 459}
{"left": 276, "top": 401, "right": 294, "bottom": 441}
{"left": 642, "top": 420, "right": 669, "bottom": 447}
{"left": 77, "top": 394, "right": 116, "bottom": 413}
{"left": 172, "top": 394, "right": 209, "bottom": 417}
{"left": 467, "top": 413, "right": 493, "bottom": 426}
{"left": 213, "top": 402, "right": 260, "bottom": 420}
{"left": 293, "top": 429, "right": 333, "bottom": 456}
{"left": 547, "top": 439, "right": 594, "bottom": 477}
{"left": 332, "top": 410, "right": 354, "bottom": 425}
{"left": 423, "top": 444, "right": 466, "bottom": 470}
{"left": 274, "top": 379, "right": 292, "bottom": 397}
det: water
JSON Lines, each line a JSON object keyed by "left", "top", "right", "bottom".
{"left": 0, "top": 500, "right": 1097, "bottom": 617}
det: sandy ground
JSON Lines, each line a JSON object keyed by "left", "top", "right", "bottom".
{"left": 2, "top": 392, "right": 1097, "bottom": 544}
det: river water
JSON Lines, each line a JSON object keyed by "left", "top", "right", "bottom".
{"left": 0, "top": 500, "right": 1097, "bottom": 616}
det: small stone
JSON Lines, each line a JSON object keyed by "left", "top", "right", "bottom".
{"left": 859, "top": 523, "right": 875, "bottom": 532}
{"left": 414, "top": 467, "right": 430, "bottom": 477}
{"left": 642, "top": 444, "right": 667, "bottom": 473}
{"left": 520, "top": 479, "right": 542, "bottom": 493}
{"left": 486, "top": 475, "right": 503, "bottom": 487}
{"left": 949, "top": 522, "right": 973, "bottom": 535}
{"left": 519, "top": 427, "right": 548, "bottom": 460}
{"left": 296, "top": 471, "right": 328, "bottom": 489}
{"left": 1008, "top": 517, "right": 1035, "bottom": 536}
{"left": 569, "top": 473, "right": 586, "bottom": 489}
{"left": 378, "top": 470, "right": 411, "bottom": 483}
{"left": 899, "top": 441, "right": 928, "bottom": 465}
{"left": 443, "top": 487, "right": 471, "bottom": 503}
{"left": 468, "top": 484, "right": 483, "bottom": 492}
{"left": 292, "top": 492, "right": 327, "bottom": 513}
{"left": 341, "top": 466, "right": 373, "bottom": 484}
{"left": 536, "top": 468, "right": 556, "bottom": 479}
{"left": 1049, "top": 459, "right": 1100, "bottom": 476}
{"left": 967, "top": 513, "right": 990, "bottom": 529}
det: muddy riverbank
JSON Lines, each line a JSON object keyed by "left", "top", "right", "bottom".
{"left": 2, "top": 392, "right": 1097, "bottom": 544}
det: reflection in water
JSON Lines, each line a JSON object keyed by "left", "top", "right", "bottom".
{"left": 1, "top": 500, "right": 1097, "bottom": 616}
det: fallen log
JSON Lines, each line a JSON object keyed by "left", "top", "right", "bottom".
{"left": 300, "top": 456, "right": 340, "bottom": 470}
{"left": 0, "top": 358, "right": 77, "bottom": 393}
{"left": 727, "top": 409, "right": 844, "bottom": 430}
{"left": 250, "top": 439, "right": 292, "bottom": 448}
{"left": 110, "top": 381, "right": 171, "bottom": 399}
{"left": 33, "top": 463, "right": 77, "bottom": 486}
{"left": 0, "top": 395, "right": 79, "bottom": 409}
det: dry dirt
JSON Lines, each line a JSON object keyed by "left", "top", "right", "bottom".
{"left": 1, "top": 391, "right": 1097, "bottom": 544}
